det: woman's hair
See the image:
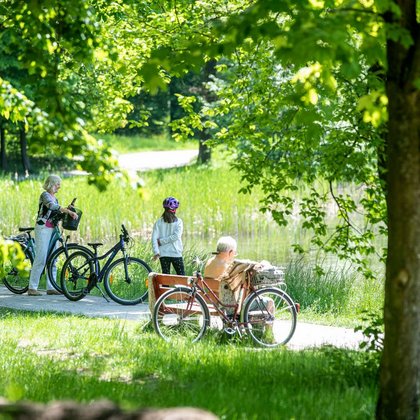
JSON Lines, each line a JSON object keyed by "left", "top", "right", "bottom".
{"left": 162, "top": 209, "right": 178, "bottom": 223}
{"left": 43, "top": 175, "right": 62, "bottom": 192}
{"left": 216, "top": 236, "right": 237, "bottom": 254}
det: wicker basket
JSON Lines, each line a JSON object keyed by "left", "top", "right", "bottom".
{"left": 251, "top": 266, "right": 285, "bottom": 288}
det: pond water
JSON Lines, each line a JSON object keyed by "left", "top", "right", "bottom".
{"left": 182, "top": 220, "right": 386, "bottom": 271}
{"left": 184, "top": 225, "right": 303, "bottom": 266}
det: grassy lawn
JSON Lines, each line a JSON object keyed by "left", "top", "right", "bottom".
{"left": 0, "top": 308, "right": 379, "bottom": 419}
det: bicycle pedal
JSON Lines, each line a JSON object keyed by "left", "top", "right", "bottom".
{"left": 223, "top": 327, "right": 236, "bottom": 335}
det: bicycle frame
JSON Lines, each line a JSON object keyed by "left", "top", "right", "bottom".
{"left": 19, "top": 232, "right": 35, "bottom": 259}
{"left": 48, "top": 226, "right": 62, "bottom": 254}
{"left": 186, "top": 274, "right": 251, "bottom": 327}
{"left": 17, "top": 225, "right": 67, "bottom": 261}
{"left": 90, "top": 240, "right": 127, "bottom": 285}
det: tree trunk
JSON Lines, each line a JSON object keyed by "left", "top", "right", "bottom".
{"left": 168, "top": 78, "right": 175, "bottom": 138}
{"left": 197, "top": 59, "right": 217, "bottom": 165}
{"left": 0, "top": 119, "right": 6, "bottom": 171}
{"left": 19, "top": 125, "right": 30, "bottom": 174}
{"left": 377, "top": 1, "right": 420, "bottom": 418}
{"left": 197, "top": 130, "right": 212, "bottom": 164}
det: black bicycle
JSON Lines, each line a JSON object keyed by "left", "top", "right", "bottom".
{"left": 2, "top": 225, "right": 93, "bottom": 294}
{"left": 60, "top": 224, "right": 151, "bottom": 305}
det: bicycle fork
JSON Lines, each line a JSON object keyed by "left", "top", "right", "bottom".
{"left": 123, "top": 254, "right": 132, "bottom": 285}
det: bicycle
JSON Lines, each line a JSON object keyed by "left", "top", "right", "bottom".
{"left": 2, "top": 225, "right": 93, "bottom": 294}
{"left": 152, "top": 262, "right": 299, "bottom": 347}
{"left": 60, "top": 224, "right": 151, "bottom": 305}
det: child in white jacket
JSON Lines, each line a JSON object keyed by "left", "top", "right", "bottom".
{"left": 151, "top": 196, "right": 185, "bottom": 275}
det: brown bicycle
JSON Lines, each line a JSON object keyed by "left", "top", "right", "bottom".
{"left": 152, "top": 264, "right": 299, "bottom": 347}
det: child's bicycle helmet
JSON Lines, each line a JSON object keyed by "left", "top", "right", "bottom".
{"left": 163, "top": 196, "right": 179, "bottom": 210}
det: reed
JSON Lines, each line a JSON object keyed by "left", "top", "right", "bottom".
{"left": 285, "top": 258, "right": 383, "bottom": 325}
{"left": 0, "top": 158, "right": 384, "bottom": 322}
{"left": 0, "top": 163, "right": 295, "bottom": 254}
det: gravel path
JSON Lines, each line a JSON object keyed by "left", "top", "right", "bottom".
{"left": 0, "top": 286, "right": 363, "bottom": 350}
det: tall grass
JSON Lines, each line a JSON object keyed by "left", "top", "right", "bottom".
{"left": 0, "top": 162, "right": 306, "bottom": 262}
{"left": 285, "top": 258, "right": 384, "bottom": 326}
{"left": 0, "top": 158, "right": 384, "bottom": 324}
{"left": 286, "top": 258, "right": 356, "bottom": 313}
{"left": 0, "top": 308, "right": 378, "bottom": 419}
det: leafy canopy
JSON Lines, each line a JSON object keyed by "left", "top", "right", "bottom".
{"left": 137, "top": 0, "right": 395, "bottom": 276}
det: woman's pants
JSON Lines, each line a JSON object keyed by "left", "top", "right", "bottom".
{"left": 159, "top": 257, "right": 185, "bottom": 275}
{"left": 28, "top": 224, "right": 56, "bottom": 290}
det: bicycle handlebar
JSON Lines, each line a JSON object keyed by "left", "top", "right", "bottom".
{"left": 121, "top": 224, "right": 130, "bottom": 241}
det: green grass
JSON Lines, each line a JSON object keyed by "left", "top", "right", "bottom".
{"left": 100, "top": 133, "right": 198, "bottom": 153}
{"left": 0, "top": 308, "right": 378, "bottom": 419}
{"left": 285, "top": 258, "right": 384, "bottom": 326}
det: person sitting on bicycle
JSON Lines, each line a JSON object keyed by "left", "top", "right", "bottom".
{"left": 28, "top": 174, "right": 78, "bottom": 296}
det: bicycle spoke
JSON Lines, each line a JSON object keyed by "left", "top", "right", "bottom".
{"left": 153, "top": 288, "right": 209, "bottom": 343}
{"left": 46, "top": 245, "right": 93, "bottom": 293}
{"left": 244, "top": 288, "right": 297, "bottom": 347}
{"left": 104, "top": 257, "right": 150, "bottom": 305}
{"left": 61, "top": 251, "right": 93, "bottom": 301}
{"left": 2, "top": 246, "right": 32, "bottom": 294}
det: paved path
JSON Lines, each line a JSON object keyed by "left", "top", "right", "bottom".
{"left": 0, "top": 286, "right": 149, "bottom": 321}
{"left": 64, "top": 150, "right": 199, "bottom": 177}
{"left": 118, "top": 150, "right": 198, "bottom": 171}
{"left": 0, "top": 286, "right": 363, "bottom": 350}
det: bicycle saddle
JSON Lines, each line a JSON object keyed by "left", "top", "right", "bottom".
{"left": 88, "top": 242, "right": 103, "bottom": 250}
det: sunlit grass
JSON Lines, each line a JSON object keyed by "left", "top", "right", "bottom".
{"left": 285, "top": 258, "right": 384, "bottom": 326}
{"left": 0, "top": 308, "right": 378, "bottom": 419}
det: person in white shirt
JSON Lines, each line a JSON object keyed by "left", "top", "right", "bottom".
{"left": 151, "top": 196, "right": 185, "bottom": 275}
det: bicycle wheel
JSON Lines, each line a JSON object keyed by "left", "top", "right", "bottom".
{"left": 2, "top": 244, "right": 33, "bottom": 294}
{"left": 103, "top": 257, "right": 151, "bottom": 305}
{"left": 46, "top": 244, "right": 94, "bottom": 293}
{"left": 243, "top": 287, "right": 297, "bottom": 347}
{"left": 153, "top": 286, "right": 210, "bottom": 343}
{"left": 60, "top": 250, "right": 94, "bottom": 301}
